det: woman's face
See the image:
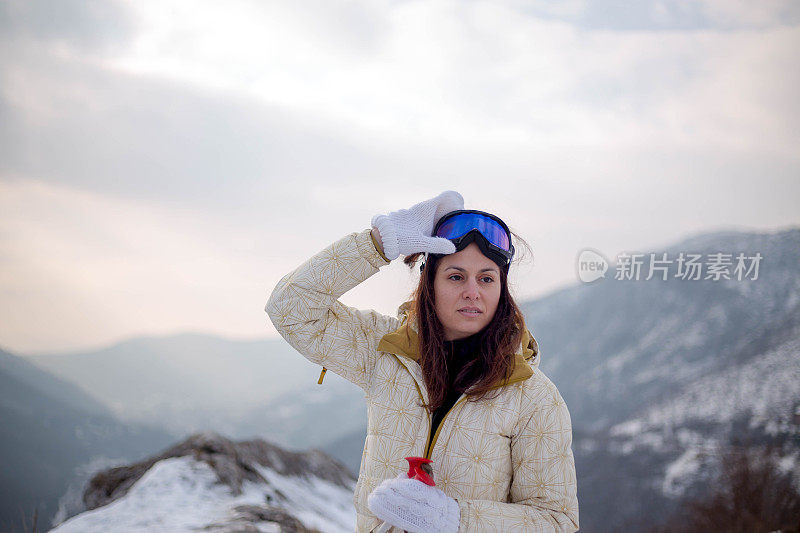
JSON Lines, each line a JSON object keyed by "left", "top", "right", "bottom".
{"left": 434, "top": 242, "right": 502, "bottom": 341}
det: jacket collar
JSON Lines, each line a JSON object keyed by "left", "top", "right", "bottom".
{"left": 377, "top": 303, "right": 539, "bottom": 390}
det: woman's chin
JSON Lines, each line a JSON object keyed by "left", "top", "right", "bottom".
{"left": 445, "top": 322, "right": 486, "bottom": 340}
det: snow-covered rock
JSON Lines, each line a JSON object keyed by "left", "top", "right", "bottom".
{"left": 50, "top": 432, "right": 356, "bottom": 533}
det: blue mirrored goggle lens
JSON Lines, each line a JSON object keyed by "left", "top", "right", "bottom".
{"left": 435, "top": 213, "right": 511, "bottom": 251}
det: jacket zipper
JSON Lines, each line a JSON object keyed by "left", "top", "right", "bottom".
{"left": 390, "top": 354, "right": 431, "bottom": 458}
{"left": 425, "top": 379, "right": 511, "bottom": 459}
{"left": 423, "top": 394, "right": 468, "bottom": 459}
{"left": 389, "top": 353, "right": 510, "bottom": 460}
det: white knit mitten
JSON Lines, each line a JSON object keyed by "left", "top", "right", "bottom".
{"left": 368, "top": 474, "right": 460, "bottom": 533}
{"left": 371, "top": 191, "right": 464, "bottom": 260}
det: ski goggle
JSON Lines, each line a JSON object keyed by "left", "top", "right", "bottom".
{"left": 433, "top": 210, "right": 515, "bottom": 268}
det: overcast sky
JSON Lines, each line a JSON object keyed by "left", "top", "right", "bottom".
{"left": 1, "top": 0, "right": 798, "bottom": 355}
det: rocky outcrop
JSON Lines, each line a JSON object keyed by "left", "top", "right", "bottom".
{"left": 203, "top": 505, "right": 322, "bottom": 533}
{"left": 83, "top": 431, "right": 355, "bottom": 511}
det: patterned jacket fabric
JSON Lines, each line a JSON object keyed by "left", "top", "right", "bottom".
{"left": 266, "top": 229, "right": 579, "bottom": 532}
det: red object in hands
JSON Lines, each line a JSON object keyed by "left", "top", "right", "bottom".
{"left": 405, "top": 457, "right": 435, "bottom": 486}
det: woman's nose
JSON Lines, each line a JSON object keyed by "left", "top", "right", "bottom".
{"left": 462, "top": 279, "right": 480, "bottom": 300}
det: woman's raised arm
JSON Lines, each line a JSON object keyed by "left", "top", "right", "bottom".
{"left": 265, "top": 229, "right": 398, "bottom": 391}
{"left": 265, "top": 191, "right": 464, "bottom": 391}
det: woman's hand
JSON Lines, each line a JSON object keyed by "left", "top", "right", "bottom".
{"left": 367, "top": 474, "right": 460, "bottom": 533}
{"left": 371, "top": 191, "right": 464, "bottom": 261}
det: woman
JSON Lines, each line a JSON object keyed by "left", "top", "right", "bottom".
{"left": 266, "top": 191, "right": 579, "bottom": 532}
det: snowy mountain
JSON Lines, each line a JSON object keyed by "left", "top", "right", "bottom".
{"left": 50, "top": 432, "right": 357, "bottom": 533}
{"left": 238, "top": 370, "right": 366, "bottom": 457}
{"left": 522, "top": 226, "right": 800, "bottom": 531}
{"left": 526, "top": 227, "right": 800, "bottom": 431}
{"left": 0, "top": 347, "right": 174, "bottom": 533}
{"left": 26, "top": 331, "right": 369, "bottom": 467}
{"left": 27, "top": 334, "right": 325, "bottom": 438}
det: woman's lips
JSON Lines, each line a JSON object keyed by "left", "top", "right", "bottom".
{"left": 458, "top": 308, "right": 482, "bottom": 316}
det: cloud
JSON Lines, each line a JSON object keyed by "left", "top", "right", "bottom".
{"left": 0, "top": 0, "right": 136, "bottom": 54}
{"left": 77, "top": 0, "right": 796, "bottom": 156}
{"left": 505, "top": 0, "right": 800, "bottom": 30}
{"left": 700, "top": 0, "right": 800, "bottom": 29}
{"left": 0, "top": 178, "right": 429, "bottom": 354}
{"left": 1, "top": 0, "right": 798, "bottom": 352}
{"left": 0, "top": 178, "right": 300, "bottom": 353}
{"left": 0, "top": 45, "right": 404, "bottom": 209}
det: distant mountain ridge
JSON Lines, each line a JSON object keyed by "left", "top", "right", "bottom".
{"left": 522, "top": 226, "right": 800, "bottom": 530}
{"left": 0, "top": 346, "right": 111, "bottom": 418}
{"left": 0, "top": 347, "right": 174, "bottom": 533}
{"left": 527, "top": 227, "right": 800, "bottom": 430}
{"left": 28, "top": 333, "right": 325, "bottom": 438}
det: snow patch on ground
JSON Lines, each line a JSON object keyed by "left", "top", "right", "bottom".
{"left": 51, "top": 457, "right": 236, "bottom": 533}
{"left": 50, "top": 455, "right": 356, "bottom": 533}
{"left": 610, "top": 330, "right": 800, "bottom": 448}
{"left": 251, "top": 464, "right": 356, "bottom": 533}
{"left": 662, "top": 448, "right": 702, "bottom": 497}
{"left": 610, "top": 419, "right": 643, "bottom": 438}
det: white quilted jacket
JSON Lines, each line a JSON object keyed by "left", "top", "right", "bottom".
{"left": 266, "top": 229, "right": 579, "bottom": 532}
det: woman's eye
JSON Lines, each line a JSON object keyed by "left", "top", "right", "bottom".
{"left": 449, "top": 274, "right": 463, "bottom": 281}
{"left": 481, "top": 276, "right": 495, "bottom": 283}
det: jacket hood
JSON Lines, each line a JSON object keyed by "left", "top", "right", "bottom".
{"left": 376, "top": 301, "right": 539, "bottom": 389}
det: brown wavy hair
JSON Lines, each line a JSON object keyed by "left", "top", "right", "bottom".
{"left": 403, "top": 250, "right": 526, "bottom": 412}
